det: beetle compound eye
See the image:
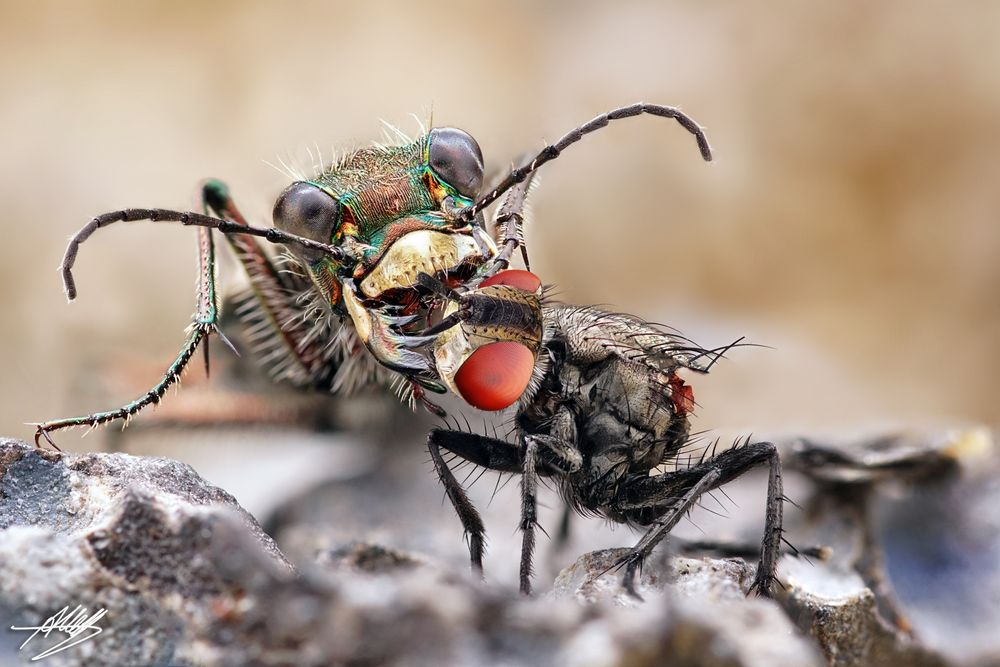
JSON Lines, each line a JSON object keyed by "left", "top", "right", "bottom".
{"left": 480, "top": 270, "right": 542, "bottom": 293}
{"left": 428, "top": 127, "right": 484, "bottom": 199}
{"left": 454, "top": 341, "right": 534, "bottom": 411}
{"left": 273, "top": 182, "right": 340, "bottom": 260}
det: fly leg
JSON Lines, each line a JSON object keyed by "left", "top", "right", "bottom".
{"left": 428, "top": 428, "right": 578, "bottom": 593}
{"left": 427, "top": 429, "right": 523, "bottom": 576}
{"left": 519, "top": 436, "right": 540, "bottom": 594}
{"left": 553, "top": 504, "right": 574, "bottom": 554}
{"left": 614, "top": 441, "right": 784, "bottom": 598}
{"left": 611, "top": 469, "right": 721, "bottom": 598}
{"left": 518, "top": 434, "right": 583, "bottom": 594}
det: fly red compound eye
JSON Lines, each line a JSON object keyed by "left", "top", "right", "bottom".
{"left": 479, "top": 269, "right": 541, "bottom": 293}
{"left": 454, "top": 341, "right": 534, "bottom": 411}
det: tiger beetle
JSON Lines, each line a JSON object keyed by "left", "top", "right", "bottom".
{"left": 31, "top": 103, "right": 799, "bottom": 598}
{"left": 35, "top": 103, "right": 712, "bottom": 440}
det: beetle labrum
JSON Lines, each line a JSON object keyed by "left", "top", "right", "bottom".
{"left": 34, "top": 104, "right": 786, "bottom": 597}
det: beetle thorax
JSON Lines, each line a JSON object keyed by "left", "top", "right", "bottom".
{"left": 316, "top": 141, "right": 435, "bottom": 233}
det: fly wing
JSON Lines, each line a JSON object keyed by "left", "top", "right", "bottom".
{"left": 544, "top": 304, "right": 715, "bottom": 374}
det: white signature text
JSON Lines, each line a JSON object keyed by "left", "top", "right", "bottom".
{"left": 10, "top": 605, "right": 108, "bottom": 661}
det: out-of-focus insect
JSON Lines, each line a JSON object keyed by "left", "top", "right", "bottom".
{"left": 32, "top": 103, "right": 789, "bottom": 599}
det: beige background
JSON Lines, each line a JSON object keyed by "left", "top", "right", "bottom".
{"left": 1, "top": 0, "right": 998, "bottom": 441}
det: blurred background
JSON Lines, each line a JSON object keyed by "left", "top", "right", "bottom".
{"left": 2, "top": 1, "right": 998, "bottom": 441}
{"left": 2, "top": 2, "right": 1000, "bottom": 658}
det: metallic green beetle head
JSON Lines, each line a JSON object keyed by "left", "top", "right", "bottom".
{"left": 272, "top": 127, "right": 493, "bottom": 310}
{"left": 271, "top": 126, "right": 496, "bottom": 380}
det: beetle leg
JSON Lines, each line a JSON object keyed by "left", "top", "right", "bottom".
{"left": 33, "top": 179, "right": 368, "bottom": 446}
{"left": 484, "top": 170, "right": 537, "bottom": 277}
{"left": 200, "top": 179, "right": 342, "bottom": 387}
{"left": 33, "top": 217, "right": 224, "bottom": 446}
{"left": 409, "top": 382, "right": 448, "bottom": 418}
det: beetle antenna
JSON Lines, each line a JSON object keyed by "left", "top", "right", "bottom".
{"left": 60, "top": 209, "right": 346, "bottom": 301}
{"left": 458, "top": 103, "right": 712, "bottom": 222}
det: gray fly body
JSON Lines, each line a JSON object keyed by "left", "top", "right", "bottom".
{"left": 425, "top": 297, "right": 784, "bottom": 597}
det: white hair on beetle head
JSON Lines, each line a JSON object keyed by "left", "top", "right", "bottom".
{"left": 409, "top": 112, "right": 428, "bottom": 137}
{"left": 263, "top": 150, "right": 309, "bottom": 183}
{"left": 379, "top": 118, "right": 413, "bottom": 145}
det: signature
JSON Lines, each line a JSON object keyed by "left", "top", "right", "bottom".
{"left": 10, "top": 605, "right": 108, "bottom": 661}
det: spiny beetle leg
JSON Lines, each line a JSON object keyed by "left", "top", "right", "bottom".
{"left": 200, "top": 179, "right": 332, "bottom": 386}
{"left": 411, "top": 382, "right": 448, "bottom": 418}
{"left": 32, "top": 322, "right": 215, "bottom": 446}
{"left": 33, "top": 207, "right": 225, "bottom": 445}
{"left": 36, "top": 181, "right": 246, "bottom": 444}
{"left": 485, "top": 168, "right": 538, "bottom": 277}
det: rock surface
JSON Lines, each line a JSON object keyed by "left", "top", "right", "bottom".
{"left": 0, "top": 438, "right": 293, "bottom": 666}
{"left": 1, "top": 430, "right": 998, "bottom": 666}
{"left": 0, "top": 438, "right": 818, "bottom": 667}
{"left": 551, "top": 549, "right": 823, "bottom": 667}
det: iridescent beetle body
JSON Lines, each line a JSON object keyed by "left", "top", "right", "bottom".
{"left": 271, "top": 127, "right": 496, "bottom": 390}
{"left": 35, "top": 104, "right": 790, "bottom": 599}
{"left": 276, "top": 128, "right": 491, "bottom": 307}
